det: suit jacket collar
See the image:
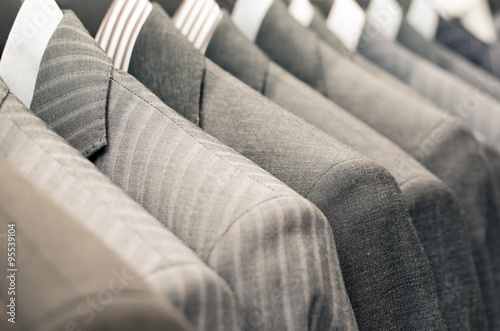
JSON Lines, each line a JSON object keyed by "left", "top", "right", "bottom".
{"left": 257, "top": 0, "right": 328, "bottom": 93}
{"left": 31, "top": 11, "right": 113, "bottom": 158}
{"left": 206, "top": 12, "right": 270, "bottom": 93}
{"left": 128, "top": 3, "right": 204, "bottom": 126}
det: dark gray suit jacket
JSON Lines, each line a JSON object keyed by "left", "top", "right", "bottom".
{"left": 27, "top": 11, "right": 358, "bottom": 331}
{"left": 224, "top": 1, "right": 500, "bottom": 327}
{"left": 126, "top": 4, "right": 446, "bottom": 331}
{"left": 0, "top": 155, "right": 192, "bottom": 331}
{"left": 202, "top": 12, "right": 487, "bottom": 331}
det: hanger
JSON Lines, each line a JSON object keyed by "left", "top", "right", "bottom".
{"left": 55, "top": 0, "right": 113, "bottom": 37}
{"left": 0, "top": 0, "right": 23, "bottom": 57}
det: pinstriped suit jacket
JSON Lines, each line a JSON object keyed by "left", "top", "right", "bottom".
{"left": 126, "top": 5, "right": 445, "bottom": 331}
{"left": 0, "top": 77, "right": 238, "bottom": 330}
{"left": 203, "top": 12, "right": 486, "bottom": 330}
{"left": 27, "top": 12, "right": 358, "bottom": 331}
{"left": 0, "top": 156, "right": 192, "bottom": 331}
{"left": 224, "top": 1, "right": 500, "bottom": 327}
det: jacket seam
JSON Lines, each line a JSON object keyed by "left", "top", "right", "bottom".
{"left": 206, "top": 196, "right": 300, "bottom": 262}
{"left": 399, "top": 176, "right": 429, "bottom": 190}
{"left": 0, "top": 88, "right": 9, "bottom": 108}
{"left": 260, "top": 61, "right": 271, "bottom": 95}
{"left": 305, "top": 157, "right": 366, "bottom": 198}
{"left": 409, "top": 118, "right": 457, "bottom": 160}
{"left": 198, "top": 67, "right": 206, "bottom": 128}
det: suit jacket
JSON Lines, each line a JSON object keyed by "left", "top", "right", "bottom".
{"left": 436, "top": 17, "right": 500, "bottom": 78}
{"left": 127, "top": 4, "right": 445, "bottom": 331}
{"left": 203, "top": 12, "right": 486, "bottom": 331}
{"left": 26, "top": 11, "right": 358, "bottom": 331}
{"left": 0, "top": 76, "right": 239, "bottom": 330}
{"left": 0, "top": 155, "right": 192, "bottom": 331}
{"left": 226, "top": 1, "right": 500, "bottom": 327}
{"left": 397, "top": 19, "right": 500, "bottom": 103}
{"left": 355, "top": 20, "right": 500, "bottom": 153}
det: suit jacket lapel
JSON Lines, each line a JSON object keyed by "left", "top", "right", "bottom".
{"left": 130, "top": 3, "right": 204, "bottom": 126}
{"left": 206, "top": 13, "right": 269, "bottom": 93}
{"left": 31, "top": 11, "right": 112, "bottom": 158}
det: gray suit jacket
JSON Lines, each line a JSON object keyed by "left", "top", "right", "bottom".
{"left": 227, "top": 1, "right": 500, "bottom": 327}
{"left": 203, "top": 12, "right": 486, "bottom": 331}
{"left": 0, "top": 77, "right": 238, "bottom": 330}
{"left": 357, "top": 20, "right": 500, "bottom": 153}
{"left": 0, "top": 155, "right": 192, "bottom": 331}
{"left": 397, "top": 19, "right": 500, "bottom": 103}
{"left": 126, "top": 4, "right": 445, "bottom": 331}
{"left": 27, "top": 11, "right": 357, "bottom": 331}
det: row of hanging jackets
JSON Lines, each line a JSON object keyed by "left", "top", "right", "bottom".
{"left": 1, "top": 0, "right": 500, "bottom": 330}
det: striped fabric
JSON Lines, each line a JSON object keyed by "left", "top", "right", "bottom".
{"left": 0, "top": 80, "right": 239, "bottom": 330}
{"left": 173, "top": 0, "right": 223, "bottom": 53}
{"left": 0, "top": 156, "right": 193, "bottom": 331}
{"left": 29, "top": 12, "right": 356, "bottom": 330}
{"left": 95, "top": 0, "right": 153, "bottom": 71}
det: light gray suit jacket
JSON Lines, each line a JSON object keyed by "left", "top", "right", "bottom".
{"left": 126, "top": 4, "right": 446, "bottom": 331}
{"left": 27, "top": 12, "right": 358, "bottom": 331}
{"left": 0, "top": 77, "right": 237, "bottom": 330}
{"left": 0, "top": 155, "right": 192, "bottom": 331}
